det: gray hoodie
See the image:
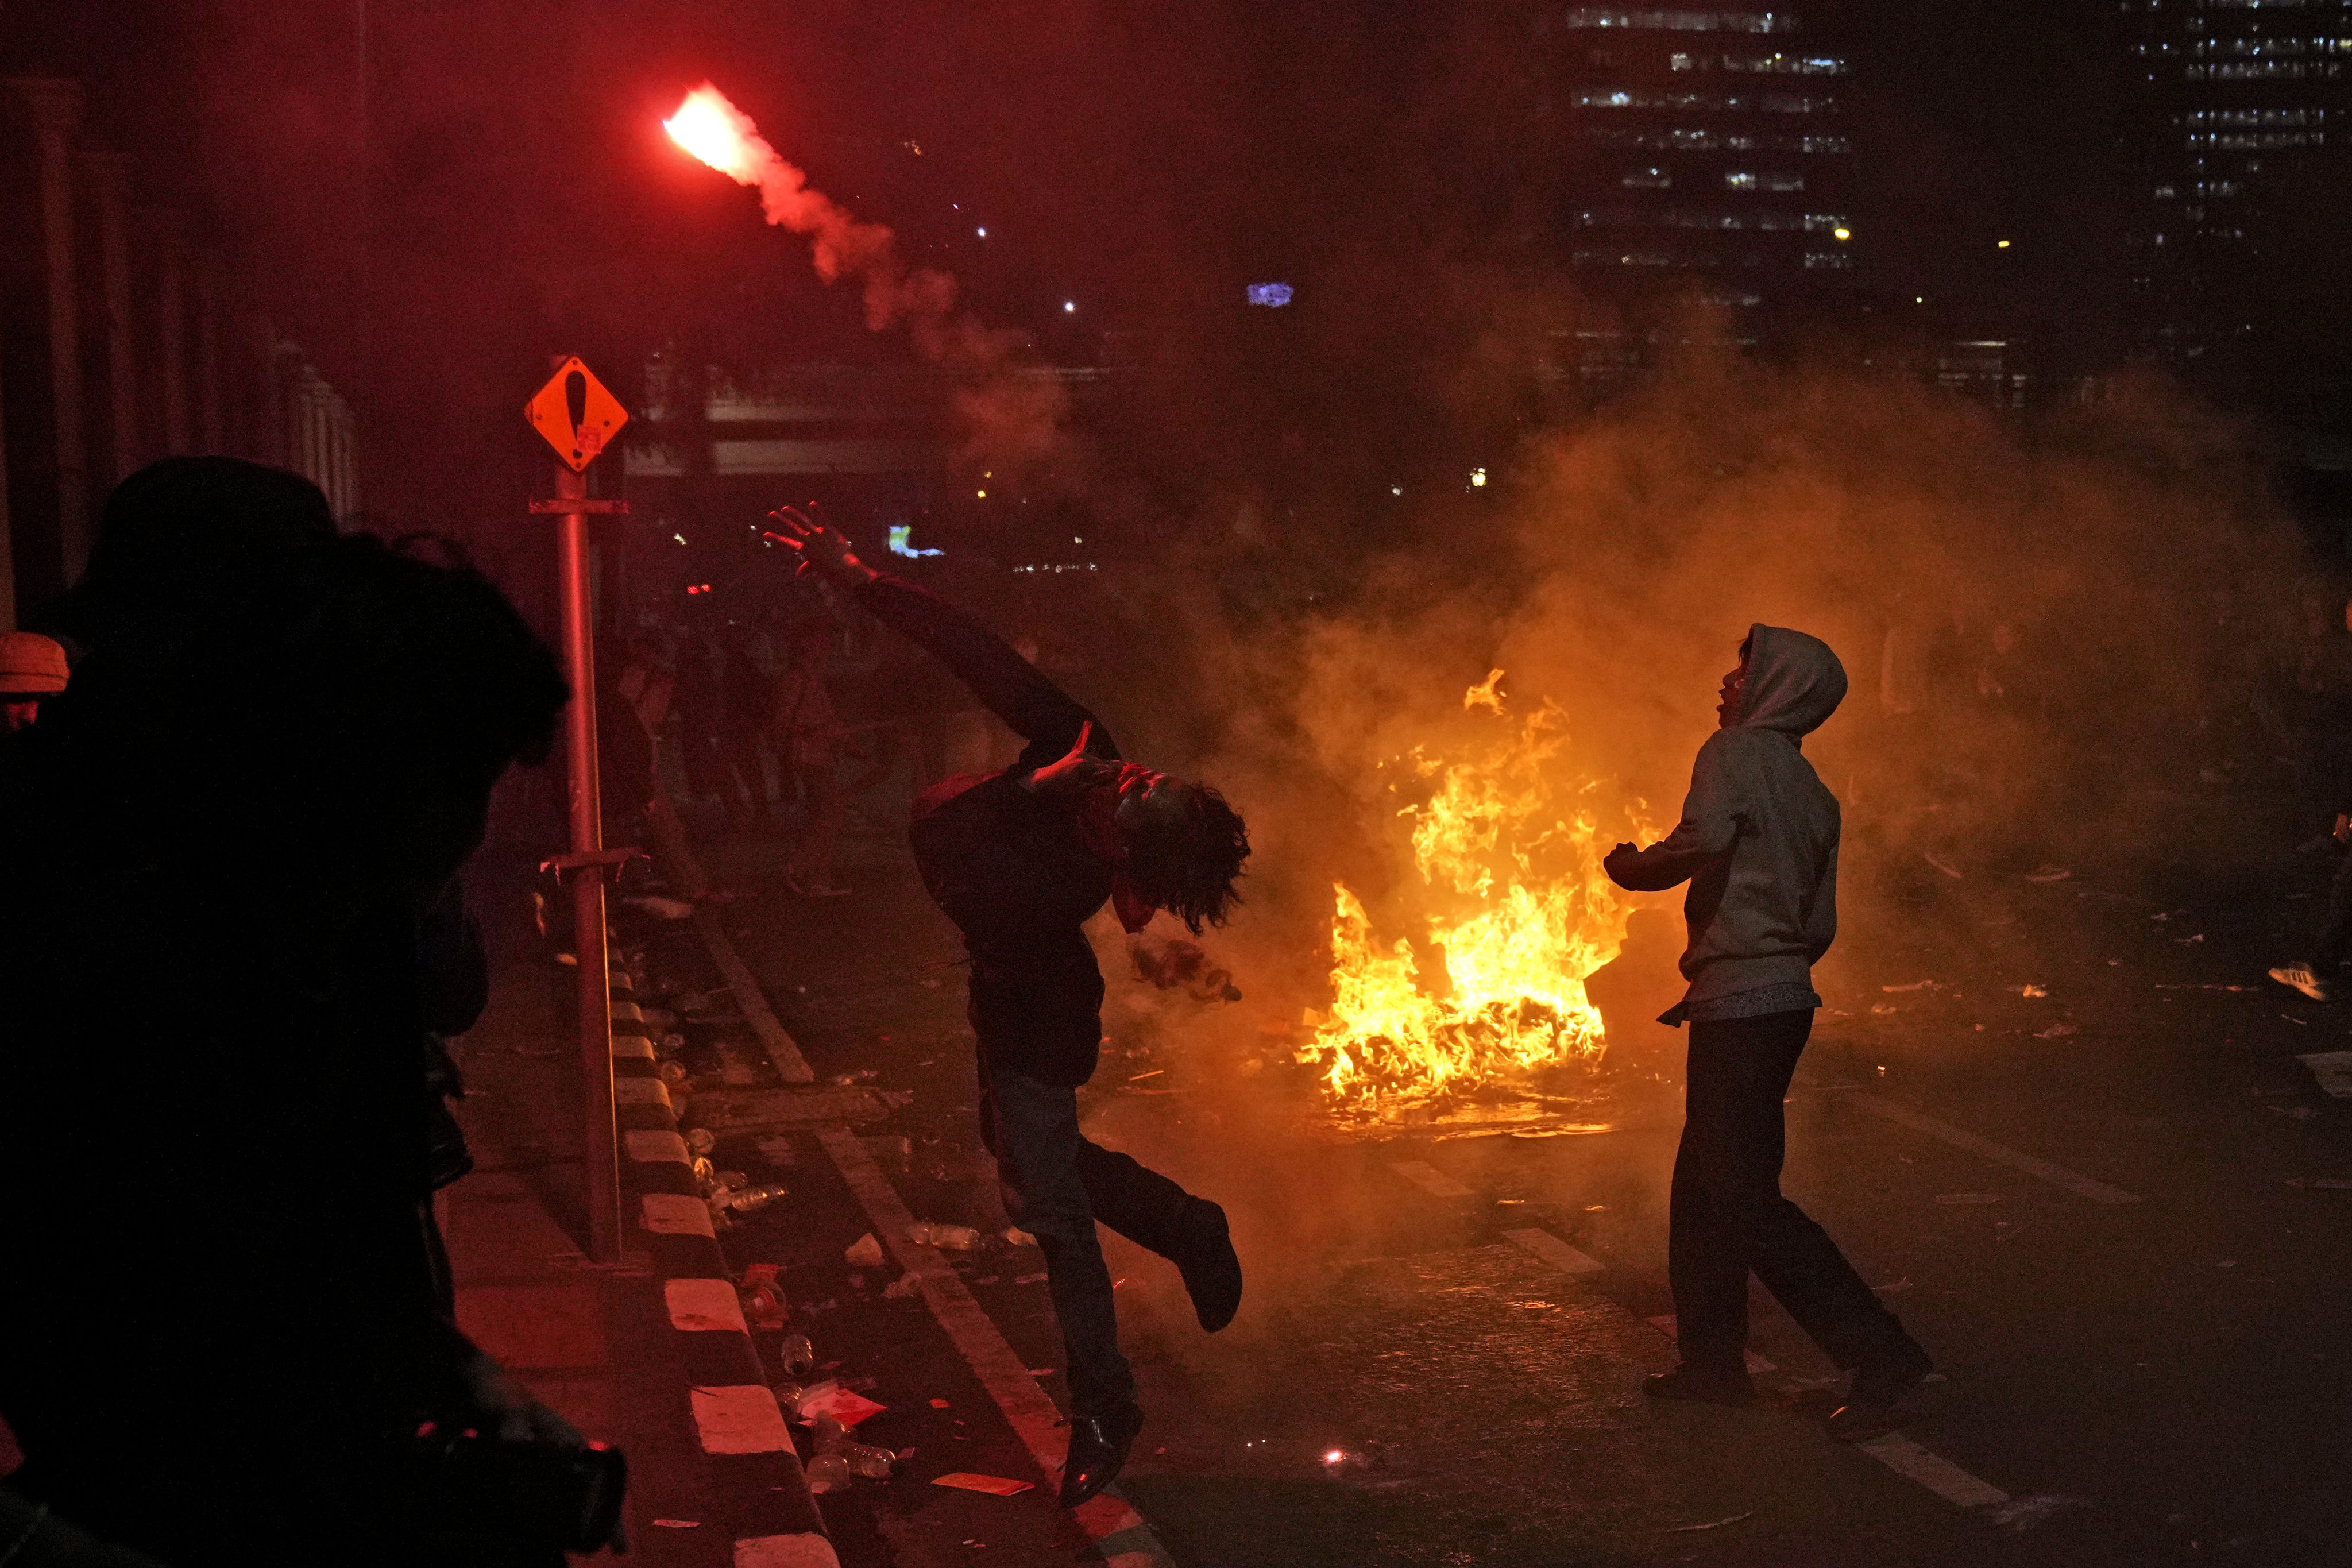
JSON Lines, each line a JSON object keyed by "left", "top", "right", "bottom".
{"left": 1609, "top": 624, "right": 1847, "bottom": 1020}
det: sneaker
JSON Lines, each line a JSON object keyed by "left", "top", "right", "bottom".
{"left": 1826, "top": 1342, "right": 1934, "bottom": 1442}
{"left": 2270, "top": 964, "right": 2333, "bottom": 1003}
{"left": 1641, "top": 1364, "right": 1755, "bottom": 1407}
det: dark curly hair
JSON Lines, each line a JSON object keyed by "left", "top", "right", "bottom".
{"left": 1124, "top": 781, "right": 1250, "bottom": 934}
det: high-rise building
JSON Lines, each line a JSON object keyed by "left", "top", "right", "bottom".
{"left": 2118, "top": 0, "right": 2351, "bottom": 380}
{"left": 1553, "top": 7, "right": 1858, "bottom": 315}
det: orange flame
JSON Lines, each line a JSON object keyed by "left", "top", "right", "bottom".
{"left": 1300, "top": 673, "right": 1655, "bottom": 1107}
{"left": 664, "top": 84, "right": 774, "bottom": 184}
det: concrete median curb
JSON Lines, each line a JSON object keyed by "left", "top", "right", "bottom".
{"left": 608, "top": 959, "right": 839, "bottom": 1567}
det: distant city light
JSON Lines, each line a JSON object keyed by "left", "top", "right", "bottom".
{"left": 673, "top": 532, "right": 687, "bottom": 545}
{"left": 1832, "top": 225, "right": 1851, "bottom": 241}
{"left": 1997, "top": 238, "right": 2011, "bottom": 248}
{"left": 1389, "top": 485, "right": 1403, "bottom": 496}
{"left": 1246, "top": 282, "right": 1295, "bottom": 308}
{"left": 887, "top": 524, "right": 942, "bottom": 559}
{"left": 976, "top": 226, "right": 987, "bottom": 238}
{"left": 1470, "top": 468, "right": 1488, "bottom": 488}
{"left": 976, "top": 489, "right": 987, "bottom": 499}
{"left": 1063, "top": 300, "right": 1076, "bottom": 312}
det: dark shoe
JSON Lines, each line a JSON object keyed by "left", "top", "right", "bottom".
{"left": 1174, "top": 1198, "right": 1243, "bottom": 1332}
{"left": 1827, "top": 1343, "right": 1934, "bottom": 1442}
{"left": 1642, "top": 1364, "right": 1755, "bottom": 1407}
{"left": 1059, "top": 1400, "right": 1144, "bottom": 1507}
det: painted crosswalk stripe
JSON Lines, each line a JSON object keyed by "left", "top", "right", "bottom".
{"left": 625, "top": 1129, "right": 689, "bottom": 1164}
{"left": 1503, "top": 1227, "right": 1605, "bottom": 1275}
{"left": 612, "top": 1034, "right": 656, "bottom": 1060}
{"left": 1848, "top": 1095, "right": 2141, "bottom": 1206}
{"left": 1855, "top": 1432, "right": 2010, "bottom": 1508}
{"left": 1389, "top": 1160, "right": 1475, "bottom": 1200}
{"left": 667, "top": 1277, "right": 749, "bottom": 1333}
{"left": 640, "top": 1191, "right": 715, "bottom": 1237}
{"left": 690, "top": 1384, "right": 792, "bottom": 1454}
{"left": 732, "top": 1536, "right": 839, "bottom": 1568}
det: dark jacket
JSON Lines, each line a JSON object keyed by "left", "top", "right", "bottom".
{"left": 858, "top": 574, "right": 1118, "bottom": 1085}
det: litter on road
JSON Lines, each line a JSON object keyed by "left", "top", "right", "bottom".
{"left": 933, "top": 1474, "right": 1034, "bottom": 1497}
{"left": 1663, "top": 1511, "right": 1755, "bottom": 1533}
{"left": 845, "top": 1233, "right": 885, "bottom": 1266}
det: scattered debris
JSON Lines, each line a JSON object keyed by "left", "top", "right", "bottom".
{"left": 621, "top": 895, "right": 696, "bottom": 920}
{"left": 2025, "top": 866, "right": 2073, "bottom": 884}
{"left": 1002, "top": 1226, "right": 1038, "bottom": 1246}
{"left": 779, "top": 1333, "right": 816, "bottom": 1379}
{"left": 2017, "top": 984, "right": 2048, "bottom": 998}
{"left": 1871, "top": 1277, "right": 1913, "bottom": 1293}
{"left": 930, "top": 1398, "right": 952, "bottom": 1409}
{"left": 795, "top": 1380, "right": 888, "bottom": 1427}
{"left": 1882, "top": 980, "right": 1937, "bottom": 994}
{"left": 933, "top": 1473, "right": 1034, "bottom": 1497}
{"left": 2284, "top": 1014, "right": 2309, "bottom": 1026}
{"left": 651, "top": 1519, "right": 702, "bottom": 1528}
{"left": 1986, "top": 1495, "right": 2091, "bottom": 1532}
{"left": 845, "top": 1233, "right": 885, "bottom": 1268}
{"left": 908, "top": 1221, "right": 982, "bottom": 1250}
{"left": 1129, "top": 1068, "right": 1166, "bottom": 1080}
{"left": 2175, "top": 933, "right": 2206, "bottom": 945}
{"left": 1013, "top": 1273, "right": 1048, "bottom": 1285}
{"left": 1663, "top": 1512, "right": 1755, "bottom": 1534}
{"left": 737, "top": 1264, "right": 787, "bottom": 1327}
{"left": 882, "top": 1274, "right": 922, "bottom": 1299}
{"left": 1924, "top": 852, "right": 1964, "bottom": 880}
{"left": 2035, "top": 1023, "right": 2079, "bottom": 1039}
{"left": 2298, "top": 1052, "right": 2352, "bottom": 1099}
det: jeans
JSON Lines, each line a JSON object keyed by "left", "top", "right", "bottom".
{"left": 979, "top": 1059, "right": 1195, "bottom": 1417}
{"left": 2314, "top": 845, "right": 2352, "bottom": 974}
{"left": 1670, "top": 1010, "right": 1924, "bottom": 1374}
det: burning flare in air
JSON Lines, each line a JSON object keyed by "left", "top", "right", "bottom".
{"left": 663, "top": 82, "right": 951, "bottom": 331}
{"left": 1300, "top": 673, "right": 1655, "bottom": 1109}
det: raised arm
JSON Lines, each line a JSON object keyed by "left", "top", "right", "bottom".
{"left": 1603, "top": 732, "right": 1744, "bottom": 892}
{"left": 766, "top": 511, "right": 1116, "bottom": 767}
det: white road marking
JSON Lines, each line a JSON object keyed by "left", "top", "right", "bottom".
{"left": 667, "top": 1277, "right": 749, "bottom": 1333}
{"left": 1848, "top": 1095, "right": 2141, "bottom": 1205}
{"left": 2297, "top": 1051, "right": 2352, "bottom": 1098}
{"left": 612, "top": 1034, "right": 656, "bottom": 1060}
{"left": 816, "top": 1127, "right": 1176, "bottom": 1565}
{"left": 625, "top": 1129, "right": 689, "bottom": 1164}
{"left": 690, "top": 1384, "right": 793, "bottom": 1454}
{"left": 612, "top": 999, "right": 646, "bottom": 1024}
{"left": 1856, "top": 1432, "right": 2010, "bottom": 1508}
{"left": 615, "top": 1077, "right": 671, "bottom": 1109}
{"left": 690, "top": 907, "right": 817, "bottom": 1083}
{"left": 1389, "top": 1160, "right": 1475, "bottom": 1200}
{"left": 733, "top": 1536, "right": 840, "bottom": 1568}
{"left": 641, "top": 1192, "right": 715, "bottom": 1237}
{"left": 1504, "top": 1227, "right": 1605, "bottom": 1275}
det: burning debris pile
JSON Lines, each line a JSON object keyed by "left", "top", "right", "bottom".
{"left": 1299, "top": 672, "right": 1656, "bottom": 1110}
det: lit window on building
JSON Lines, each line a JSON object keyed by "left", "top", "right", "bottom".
{"left": 1725, "top": 172, "right": 1759, "bottom": 188}
{"left": 1802, "top": 252, "right": 1852, "bottom": 268}
{"left": 1623, "top": 167, "right": 1674, "bottom": 186}
{"left": 1564, "top": 10, "right": 1797, "bottom": 33}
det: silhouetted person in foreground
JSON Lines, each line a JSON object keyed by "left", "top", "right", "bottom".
{"left": 772, "top": 511, "right": 1246, "bottom": 1507}
{"left": 1605, "top": 626, "right": 1933, "bottom": 1441}
{"left": 0, "top": 462, "right": 601, "bottom": 1564}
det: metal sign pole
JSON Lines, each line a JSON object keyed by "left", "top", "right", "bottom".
{"left": 524, "top": 353, "right": 633, "bottom": 1268}
{"left": 554, "top": 458, "right": 621, "bottom": 1265}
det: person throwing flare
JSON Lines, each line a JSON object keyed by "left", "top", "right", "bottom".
{"left": 769, "top": 510, "right": 1249, "bottom": 1504}
{"left": 1603, "top": 625, "right": 1933, "bottom": 1441}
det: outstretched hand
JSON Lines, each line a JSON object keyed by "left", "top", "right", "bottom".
{"left": 764, "top": 507, "right": 878, "bottom": 588}
{"left": 1022, "top": 722, "right": 1119, "bottom": 797}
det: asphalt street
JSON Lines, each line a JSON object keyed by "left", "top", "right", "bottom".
{"left": 632, "top": 814, "right": 2352, "bottom": 1568}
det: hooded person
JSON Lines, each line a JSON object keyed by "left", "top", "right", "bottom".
{"left": 1604, "top": 625, "right": 1933, "bottom": 1440}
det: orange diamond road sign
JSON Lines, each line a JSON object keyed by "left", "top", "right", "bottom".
{"left": 525, "top": 356, "right": 629, "bottom": 472}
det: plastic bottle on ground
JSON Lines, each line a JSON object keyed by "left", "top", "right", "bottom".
{"left": 845, "top": 1443, "right": 895, "bottom": 1480}
{"left": 779, "top": 1333, "right": 817, "bottom": 1379}
{"left": 804, "top": 1453, "right": 852, "bottom": 1492}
